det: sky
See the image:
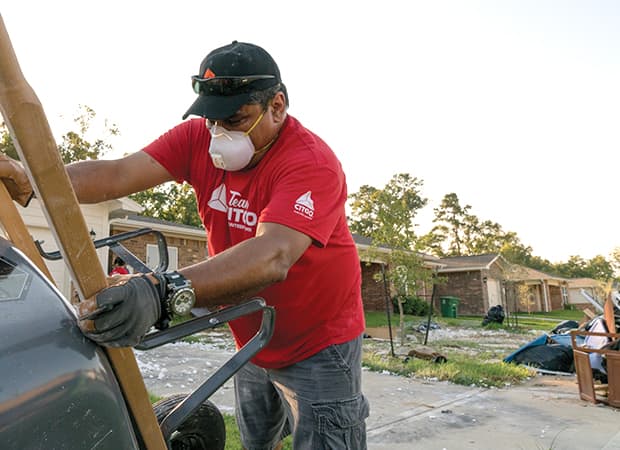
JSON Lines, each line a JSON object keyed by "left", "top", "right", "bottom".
{"left": 2, "top": 1, "right": 619, "bottom": 264}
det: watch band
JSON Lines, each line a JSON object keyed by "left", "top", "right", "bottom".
{"left": 162, "top": 271, "right": 187, "bottom": 290}
{"left": 147, "top": 272, "right": 171, "bottom": 330}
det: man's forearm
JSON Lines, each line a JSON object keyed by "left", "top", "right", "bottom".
{"left": 180, "top": 234, "right": 292, "bottom": 308}
{"left": 66, "top": 160, "right": 120, "bottom": 203}
{"left": 66, "top": 152, "right": 173, "bottom": 204}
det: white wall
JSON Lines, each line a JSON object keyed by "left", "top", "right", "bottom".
{"left": 11, "top": 199, "right": 111, "bottom": 300}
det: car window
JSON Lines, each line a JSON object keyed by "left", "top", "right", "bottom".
{"left": 0, "top": 257, "right": 30, "bottom": 302}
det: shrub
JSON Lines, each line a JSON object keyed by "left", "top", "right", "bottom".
{"left": 392, "top": 295, "right": 431, "bottom": 316}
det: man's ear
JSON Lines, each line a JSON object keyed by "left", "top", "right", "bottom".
{"left": 270, "top": 92, "right": 287, "bottom": 123}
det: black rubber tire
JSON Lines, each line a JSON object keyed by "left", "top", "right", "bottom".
{"left": 153, "top": 394, "right": 226, "bottom": 450}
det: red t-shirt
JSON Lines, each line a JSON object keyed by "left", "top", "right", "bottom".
{"left": 110, "top": 267, "right": 129, "bottom": 276}
{"left": 143, "top": 115, "right": 364, "bottom": 368}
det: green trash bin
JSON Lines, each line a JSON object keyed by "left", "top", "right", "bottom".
{"left": 440, "top": 296, "right": 460, "bottom": 318}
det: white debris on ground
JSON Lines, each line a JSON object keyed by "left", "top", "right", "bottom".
{"left": 426, "top": 327, "right": 540, "bottom": 357}
{"left": 416, "top": 326, "right": 539, "bottom": 341}
{"left": 364, "top": 324, "right": 541, "bottom": 361}
{"left": 134, "top": 324, "right": 542, "bottom": 413}
{"left": 133, "top": 330, "right": 238, "bottom": 412}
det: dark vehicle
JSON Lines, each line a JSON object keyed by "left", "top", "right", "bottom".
{"left": 0, "top": 235, "right": 141, "bottom": 449}
{"left": 0, "top": 231, "right": 275, "bottom": 449}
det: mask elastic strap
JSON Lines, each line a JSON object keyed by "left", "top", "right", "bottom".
{"left": 253, "top": 134, "right": 278, "bottom": 155}
{"left": 245, "top": 110, "right": 265, "bottom": 136}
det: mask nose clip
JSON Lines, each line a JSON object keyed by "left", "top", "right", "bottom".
{"left": 208, "top": 121, "right": 233, "bottom": 141}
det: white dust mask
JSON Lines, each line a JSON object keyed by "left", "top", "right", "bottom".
{"left": 207, "top": 111, "right": 265, "bottom": 171}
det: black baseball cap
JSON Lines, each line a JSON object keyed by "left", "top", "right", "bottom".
{"left": 183, "top": 41, "right": 284, "bottom": 120}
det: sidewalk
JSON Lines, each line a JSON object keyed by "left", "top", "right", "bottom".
{"left": 136, "top": 341, "right": 620, "bottom": 450}
{"left": 364, "top": 370, "right": 619, "bottom": 449}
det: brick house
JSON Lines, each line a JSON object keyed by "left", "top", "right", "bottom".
{"left": 504, "top": 265, "right": 569, "bottom": 313}
{"left": 437, "top": 254, "right": 570, "bottom": 315}
{"left": 565, "top": 277, "right": 608, "bottom": 311}
{"left": 436, "top": 254, "right": 512, "bottom": 315}
{"left": 108, "top": 212, "right": 207, "bottom": 273}
{"left": 353, "top": 234, "right": 445, "bottom": 312}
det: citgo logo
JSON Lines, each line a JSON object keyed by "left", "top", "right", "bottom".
{"left": 208, "top": 184, "right": 257, "bottom": 232}
{"left": 294, "top": 191, "right": 314, "bottom": 220}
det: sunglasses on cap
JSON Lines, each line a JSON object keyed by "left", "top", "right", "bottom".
{"left": 191, "top": 75, "right": 276, "bottom": 96}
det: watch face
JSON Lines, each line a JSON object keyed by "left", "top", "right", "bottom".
{"left": 170, "top": 287, "right": 196, "bottom": 316}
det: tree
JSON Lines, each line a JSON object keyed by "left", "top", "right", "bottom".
{"left": 1, "top": 104, "right": 118, "bottom": 163}
{"left": 57, "top": 105, "right": 119, "bottom": 163}
{"left": 423, "top": 193, "right": 546, "bottom": 270}
{"left": 1, "top": 105, "right": 201, "bottom": 227}
{"left": 130, "top": 182, "right": 202, "bottom": 227}
{"left": 425, "top": 193, "right": 470, "bottom": 256}
{"left": 425, "top": 193, "right": 522, "bottom": 258}
{"left": 585, "top": 255, "right": 615, "bottom": 281}
{"left": 468, "top": 219, "right": 510, "bottom": 255}
{"left": 0, "top": 123, "right": 16, "bottom": 157}
{"left": 611, "top": 247, "right": 620, "bottom": 280}
{"left": 502, "top": 245, "right": 555, "bottom": 275}
{"left": 348, "top": 174, "right": 435, "bottom": 346}
{"left": 349, "top": 173, "right": 427, "bottom": 248}
{"left": 553, "top": 255, "right": 614, "bottom": 280}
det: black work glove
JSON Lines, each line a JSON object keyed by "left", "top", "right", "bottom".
{"left": 79, "top": 275, "right": 162, "bottom": 347}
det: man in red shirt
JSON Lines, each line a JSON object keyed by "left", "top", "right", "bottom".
{"left": 0, "top": 41, "right": 368, "bottom": 449}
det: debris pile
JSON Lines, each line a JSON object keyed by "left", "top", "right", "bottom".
{"left": 504, "top": 295, "right": 620, "bottom": 382}
{"left": 406, "top": 346, "right": 448, "bottom": 364}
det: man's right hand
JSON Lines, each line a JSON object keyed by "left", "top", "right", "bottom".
{"left": 77, "top": 274, "right": 163, "bottom": 348}
{"left": 0, "top": 154, "right": 34, "bottom": 206}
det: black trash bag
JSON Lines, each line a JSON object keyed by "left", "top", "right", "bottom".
{"left": 482, "top": 305, "right": 505, "bottom": 326}
{"left": 511, "top": 343, "right": 574, "bottom": 373}
{"left": 550, "top": 320, "right": 580, "bottom": 334}
{"left": 592, "top": 368, "right": 608, "bottom": 384}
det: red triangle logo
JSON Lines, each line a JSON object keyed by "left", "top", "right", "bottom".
{"left": 203, "top": 68, "right": 216, "bottom": 79}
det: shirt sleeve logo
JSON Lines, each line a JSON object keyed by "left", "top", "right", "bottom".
{"left": 294, "top": 191, "right": 314, "bottom": 220}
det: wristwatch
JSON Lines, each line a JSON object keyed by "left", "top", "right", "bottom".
{"left": 152, "top": 271, "right": 196, "bottom": 330}
{"left": 162, "top": 271, "right": 196, "bottom": 317}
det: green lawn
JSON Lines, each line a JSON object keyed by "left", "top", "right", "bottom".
{"left": 527, "top": 309, "right": 585, "bottom": 320}
{"left": 222, "top": 415, "right": 292, "bottom": 450}
{"left": 361, "top": 307, "right": 590, "bottom": 388}
{"left": 363, "top": 351, "right": 532, "bottom": 388}
{"left": 365, "top": 308, "right": 587, "bottom": 332}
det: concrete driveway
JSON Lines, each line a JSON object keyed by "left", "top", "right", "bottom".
{"left": 135, "top": 337, "right": 620, "bottom": 450}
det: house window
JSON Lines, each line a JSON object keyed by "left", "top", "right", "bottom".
{"left": 146, "top": 244, "right": 178, "bottom": 271}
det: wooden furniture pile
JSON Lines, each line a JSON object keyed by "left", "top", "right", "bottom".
{"left": 571, "top": 296, "right": 620, "bottom": 407}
